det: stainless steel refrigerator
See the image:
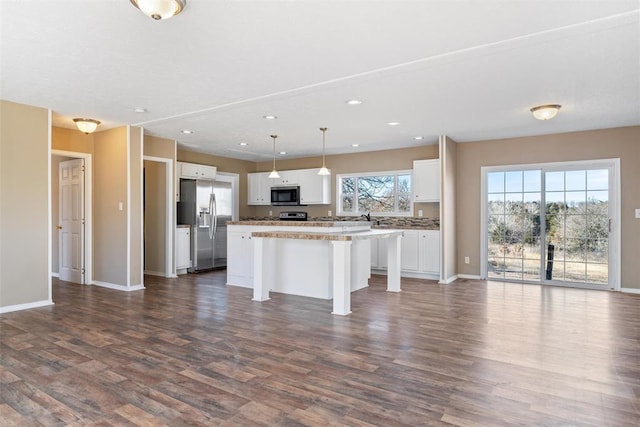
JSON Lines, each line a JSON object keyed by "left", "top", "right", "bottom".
{"left": 178, "top": 179, "right": 232, "bottom": 272}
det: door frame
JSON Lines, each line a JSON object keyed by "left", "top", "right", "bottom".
{"left": 51, "top": 149, "right": 92, "bottom": 284}
{"left": 143, "top": 155, "right": 174, "bottom": 277}
{"left": 480, "top": 158, "right": 621, "bottom": 290}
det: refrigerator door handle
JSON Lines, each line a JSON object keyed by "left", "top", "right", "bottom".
{"left": 209, "top": 194, "right": 215, "bottom": 239}
{"left": 212, "top": 194, "right": 218, "bottom": 239}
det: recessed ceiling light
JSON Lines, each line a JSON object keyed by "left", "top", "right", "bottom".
{"left": 239, "top": 142, "right": 248, "bottom": 146}
{"left": 134, "top": 107, "right": 146, "bottom": 113}
{"left": 263, "top": 115, "right": 277, "bottom": 120}
{"left": 351, "top": 144, "right": 360, "bottom": 148}
{"left": 181, "top": 130, "right": 193, "bottom": 134}
{"left": 345, "top": 99, "right": 362, "bottom": 105}
{"left": 414, "top": 136, "right": 424, "bottom": 141}
{"left": 279, "top": 151, "right": 287, "bottom": 155}
{"left": 387, "top": 122, "right": 400, "bottom": 126}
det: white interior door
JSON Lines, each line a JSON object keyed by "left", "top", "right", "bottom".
{"left": 59, "top": 158, "right": 85, "bottom": 283}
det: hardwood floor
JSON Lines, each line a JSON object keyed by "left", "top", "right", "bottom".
{"left": 1, "top": 272, "right": 639, "bottom": 426}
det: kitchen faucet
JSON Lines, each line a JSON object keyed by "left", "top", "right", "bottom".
{"left": 362, "top": 212, "right": 371, "bottom": 221}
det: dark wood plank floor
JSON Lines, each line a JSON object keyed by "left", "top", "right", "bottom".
{"left": 1, "top": 272, "right": 639, "bottom": 426}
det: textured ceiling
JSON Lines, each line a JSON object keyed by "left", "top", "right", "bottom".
{"left": 2, "top": 0, "right": 639, "bottom": 161}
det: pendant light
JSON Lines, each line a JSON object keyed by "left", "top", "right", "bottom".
{"left": 130, "top": 0, "right": 186, "bottom": 20}
{"left": 318, "top": 127, "right": 330, "bottom": 176}
{"left": 73, "top": 118, "right": 101, "bottom": 134}
{"left": 268, "top": 134, "right": 280, "bottom": 179}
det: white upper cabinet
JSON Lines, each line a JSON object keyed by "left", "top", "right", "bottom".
{"left": 248, "top": 172, "right": 271, "bottom": 205}
{"left": 247, "top": 168, "right": 331, "bottom": 205}
{"left": 298, "top": 168, "right": 331, "bottom": 205}
{"left": 178, "top": 162, "right": 217, "bottom": 180}
{"left": 413, "top": 159, "right": 440, "bottom": 202}
{"left": 270, "top": 170, "right": 299, "bottom": 186}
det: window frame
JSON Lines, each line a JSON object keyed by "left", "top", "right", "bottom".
{"left": 336, "top": 169, "right": 414, "bottom": 217}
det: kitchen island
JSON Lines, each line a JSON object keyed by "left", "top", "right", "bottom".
{"left": 227, "top": 221, "right": 403, "bottom": 315}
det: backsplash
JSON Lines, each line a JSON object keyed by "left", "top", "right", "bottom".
{"left": 239, "top": 216, "right": 440, "bottom": 229}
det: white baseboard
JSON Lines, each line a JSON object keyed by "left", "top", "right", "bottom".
{"left": 92, "top": 281, "right": 146, "bottom": 292}
{"left": 50, "top": 272, "right": 59, "bottom": 278}
{"left": 621, "top": 287, "right": 640, "bottom": 294}
{"left": 439, "top": 275, "right": 458, "bottom": 285}
{"left": 371, "top": 269, "right": 439, "bottom": 281}
{"left": 458, "top": 274, "right": 483, "bottom": 280}
{"left": 0, "top": 299, "right": 54, "bottom": 314}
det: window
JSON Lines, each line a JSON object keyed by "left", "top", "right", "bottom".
{"left": 337, "top": 171, "right": 412, "bottom": 216}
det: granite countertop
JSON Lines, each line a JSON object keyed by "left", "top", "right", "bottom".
{"left": 251, "top": 229, "right": 404, "bottom": 241}
{"left": 228, "top": 220, "right": 367, "bottom": 227}
{"left": 176, "top": 224, "right": 191, "bottom": 228}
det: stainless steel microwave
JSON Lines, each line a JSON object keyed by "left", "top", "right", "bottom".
{"left": 271, "top": 186, "right": 300, "bottom": 206}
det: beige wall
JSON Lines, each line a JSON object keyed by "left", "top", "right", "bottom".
{"left": 93, "top": 128, "right": 129, "bottom": 285}
{"left": 177, "top": 149, "right": 256, "bottom": 218}
{"left": 456, "top": 126, "right": 640, "bottom": 289}
{"left": 254, "top": 144, "right": 440, "bottom": 218}
{"left": 0, "top": 100, "right": 51, "bottom": 308}
{"left": 144, "top": 135, "right": 176, "bottom": 159}
{"left": 129, "top": 127, "right": 143, "bottom": 286}
{"left": 52, "top": 127, "right": 94, "bottom": 154}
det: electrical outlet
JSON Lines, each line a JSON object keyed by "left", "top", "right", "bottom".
{"left": 118, "top": 202, "right": 123, "bottom": 211}
{"left": 328, "top": 210, "right": 332, "bottom": 217}
{"left": 269, "top": 210, "right": 273, "bottom": 216}
{"left": 464, "top": 256, "right": 470, "bottom": 264}
{"left": 418, "top": 209, "right": 423, "bottom": 217}
{"left": 636, "top": 208, "right": 640, "bottom": 219}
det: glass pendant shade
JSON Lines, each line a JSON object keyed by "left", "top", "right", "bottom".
{"left": 318, "top": 127, "right": 330, "bottom": 176}
{"left": 130, "top": 0, "right": 186, "bottom": 20}
{"left": 269, "top": 134, "right": 280, "bottom": 179}
{"left": 73, "top": 118, "right": 100, "bottom": 134}
{"left": 530, "top": 104, "right": 561, "bottom": 120}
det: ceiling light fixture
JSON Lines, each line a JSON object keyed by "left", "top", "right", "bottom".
{"left": 351, "top": 143, "right": 360, "bottom": 148}
{"left": 268, "top": 134, "right": 280, "bottom": 179}
{"left": 239, "top": 142, "right": 248, "bottom": 146}
{"left": 414, "top": 136, "right": 424, "bottom": 141}
{"left": 181, "top": 129, "right": 193, "bottom": 134}
{"left": 134, "top": 107, "right": 146, "bottom": 113}
{"left": 346, "top": 99, "right": 362, "bottom": 105}
{"left": 263, "top": 115, "right": 277, "bottom": 120}
{"left": 73, "top": 118, "right": 100, "bottom": 134}
{"left": 387, "top": 122, "right": 400, "bottom": 126}
{"left": 130, "top": 0, "right": 186, "bottom": 20}
{"left": 318, "top": 127, "right": 330, "bottom": 176}
{"left": 530, "top": 104, "right": 561, "bottom": 120}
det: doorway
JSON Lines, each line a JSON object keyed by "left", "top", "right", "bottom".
{"left": 143, "top": 156, "right": 174, "bottom": 278}
{"left": 51, "top": 150, "right": 92, "bottom": 284}
{"left": 481, "top": 159, "right": 620, "bottom": 290}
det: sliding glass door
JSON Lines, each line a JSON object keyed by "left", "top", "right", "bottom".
{"left": 483, "top": 160, "right": 618, "bottom": 289}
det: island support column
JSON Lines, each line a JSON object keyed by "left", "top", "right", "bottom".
{"left": 386, "top": 234, "right": 402, "bottom": 292}
{"left": 252, "top": 236, "right": 270, "bottom": 301}
{"left": 331, "top": 240, "right": 352, "bottom": 315}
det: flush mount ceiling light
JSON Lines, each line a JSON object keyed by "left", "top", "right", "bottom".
{"left": 268, "top": 134, "right": 280, "bottom": 179}
{"left": 318, "top": 127, "right": 330, "bottom": 176}
{"left": 239, "top": 142, "right": 248, "bottom": 146}
{"left": 387, "top": 121, "right": 400, "bottom": 126}
{"left": 345, "top": 99, "right": 362, "bottom": 105}
{"left": 263, "top": 115, "right": 277, "bottom": 120}
{"left": 130, "top": 0, "right": 186, "bottom": 20}
{"left": 73, "top": 118, "right": 100, "bottom": 134}
{"left": 351, "top": 143, "right": 360, "bottom": 148}
{"left": 530, "top": 104, "right": 562, "bottom": 120}
{"left": 181, "top": 129, "right": 193, "bottom": 134}
{"left": 414, "top": 136, "right": 424, "bottom": 141}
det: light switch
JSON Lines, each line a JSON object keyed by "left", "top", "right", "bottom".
{"left": 636, "top": 208, "right": 640, "bottom": 219}
{"left": 418, "top": 209, "right": 423, "bottom": 217}
{"left": 328, "top": 210, "right": 332, "bottom": 217}
{"left": 118, "top": 202, "right": 123, "bottom": 211}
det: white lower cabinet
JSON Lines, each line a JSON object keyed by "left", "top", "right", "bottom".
{"left": 371, "top": 229, "right": 439, "bottom": 278}
{"left": 227, "top": 231, "right": 254, "bottom": 287}
{"left": 176, "top": 226, "right": 191, "bottom": 273}
{"left": 419, "top": 230, "right": 440, "bottom": 275}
